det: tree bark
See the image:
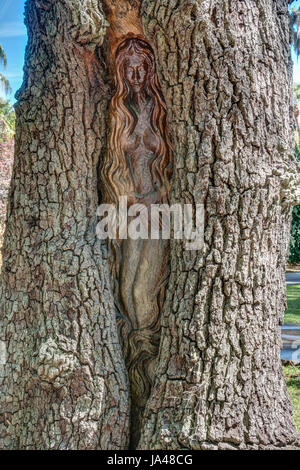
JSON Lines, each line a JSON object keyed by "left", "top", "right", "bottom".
{"left": 0, "top": 0, "right": 299, "bottom": 451}
{"left": 139, "top": 0, "right": 300, "bottom": 450}
{"left": 0, "top": 0, "right": 129, "bottom": 450}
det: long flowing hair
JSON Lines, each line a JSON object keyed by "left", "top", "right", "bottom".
{"left": 101, "top": 37, "right": 173, "bottom": 205}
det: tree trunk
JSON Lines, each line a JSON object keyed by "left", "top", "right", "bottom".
{"left": 0, "top": 0, "right": 129, "bottom": 450}
{"left": 139, "top": 0, "right": 300, "bottom": 450}
{"left": 0, "top": 0, "right": 299, "bottom": 451}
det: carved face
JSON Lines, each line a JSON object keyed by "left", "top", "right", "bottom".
{"left": 124, "top": 53, "right": 148, "bottom": 93}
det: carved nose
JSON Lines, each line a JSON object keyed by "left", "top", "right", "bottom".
{"left": 135, "top": 69, "right": 141, "bottom": 82}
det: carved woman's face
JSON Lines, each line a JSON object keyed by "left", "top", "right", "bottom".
{"left": 124, "top": 53, "right": 149, "bottom": 93}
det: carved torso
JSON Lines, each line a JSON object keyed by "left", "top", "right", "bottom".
{"left": 100, "top": 36, "right": 173, "bottom": 448}
{"left": 123, "top": 97, "right": 160, "bottom": 199}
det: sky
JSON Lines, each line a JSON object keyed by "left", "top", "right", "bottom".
{"left": 1, "top": 0, "right": 300, "bottom": 102}
{"left": 0, "top": 0, "right": 26, "bottom": 102}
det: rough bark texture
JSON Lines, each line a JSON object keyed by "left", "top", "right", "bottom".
{"left": 0, "top": 0, "right": 299, "bottom": 451}
{"left": 139, "top": 0, "right": 300, "bottom": 450}
{"left": 0, "top": 0, "right": 129, "bottom": 450}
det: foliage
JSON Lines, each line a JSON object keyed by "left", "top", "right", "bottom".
{"left": 288, "top": 144, "right": 300, "bottom": 264}
{"left": 290, "top": 7, "right": 300, "bottom": 57}
{"left": 294, "top": 84, "right": 300, "bottom": 102}
{"left": 289, "top": 205, "right": 300, "bottom": 264}
{"left": 0, "top": 44, "right": 7, "bottom": 68}
{"left": 0, "top": 46, "right": 14, "bottom": 245}
{"left": 283, "top": 364, "right": 300, "bottom": 432}
{"left": 295, "top": 142, "right": 300, "bottom": 160}
{"left": 0, "top": 137, "right": 14, "bottom": 264}
{"left": 0, "top": 48, "right": 14, "bottom": 254}
{"left": 0, "top": 43, "right": 11, "bottom": 96}
{"left": 0, "top": 99, "right": 15, "bottom": 140}
{"left": 0, "top": 74, "right": 11, "bottom": 96}
{"left": 291, "top": 8, "right": 300, "bottom": 56}
{"left": 285, "top": 285, "right": 300, "bottom": 324}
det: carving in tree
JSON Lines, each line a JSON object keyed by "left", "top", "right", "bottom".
{"left": 0, "top": 0, "right": 299, "bottom": 451}
{"left": 100, "top": 36, "right": 173, "bottom": 448}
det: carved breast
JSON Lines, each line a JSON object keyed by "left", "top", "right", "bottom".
{"left": 123, "top": 99, "right": 160, "bottom": 196}
{"left": 125, "top": 127, "right": 159, "bottom": 155}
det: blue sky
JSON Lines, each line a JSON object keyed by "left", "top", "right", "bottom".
{"left": 0, "top": 0, "right": 26, "bottom": 101}
{"left": 292, "top": 0, "right": 300, "bottom": 83}
{"left": 1, "top": 0, "right": 300, "bottom": 102}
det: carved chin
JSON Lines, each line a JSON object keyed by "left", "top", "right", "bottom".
{"left": 131, "top": 84, "right": 143, "bottom": 92}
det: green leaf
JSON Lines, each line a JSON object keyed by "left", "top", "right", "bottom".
{"left": 0, "top": 73, "right": 12, "bottom": 95}
{"left": 0, "top": 44, "right": 7, "bottom": 69}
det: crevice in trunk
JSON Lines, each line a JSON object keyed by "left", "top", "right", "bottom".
{"left": 100, "top": 0, "right": 174, "bottom": 449}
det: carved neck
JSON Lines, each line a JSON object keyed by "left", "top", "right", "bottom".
{"left": 128, "top": 91, "right": 151, "bottom": 113}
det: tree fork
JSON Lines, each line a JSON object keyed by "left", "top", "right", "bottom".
{"left": 0, "top": 0, "right": 299, "bottom": 451}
